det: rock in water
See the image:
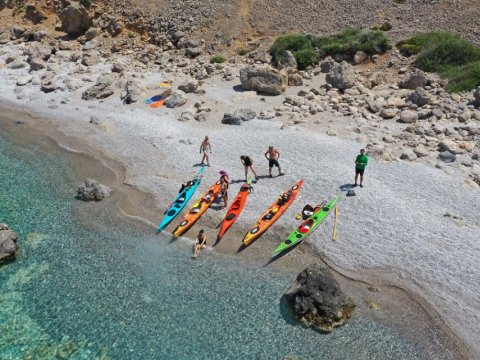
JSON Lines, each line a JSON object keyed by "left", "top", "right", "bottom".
{"left": 0, "top": 224, "right": 19, "bottom": 264}
{"left": 325, "top": 62, "right": 355, "bottom": 90}
{"left": 283, "top": 264, "right": 355, "bottom": 332}
{"left": 239, "top": 66, "right": 287, "bottom": 95}
{"left": 76, "top": 179, "right": 112, "bottom": 201}
{"left": 60, "top": 3, "right": 93, "bottom": 36}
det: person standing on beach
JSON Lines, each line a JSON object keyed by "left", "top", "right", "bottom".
{"left": 240, "top": 155, "right": 259, "bottom": 182}
{"left": 193, "top": 229, "right": 207, "bottom": 258}
{"left": 219, "top": 170, "right": 230, "bottom": 208}
{"left": 354, "top": 149, "right": 368, "bottom": 188}
{"left": 200, "top": 136, "right": 212, "bottom": 166}
{"left": 264, "top": 146, "right": 284, "bottom": 178}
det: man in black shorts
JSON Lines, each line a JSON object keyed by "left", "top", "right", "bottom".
{"left": 264, "top": 146, "right": 284, "bottom": 178}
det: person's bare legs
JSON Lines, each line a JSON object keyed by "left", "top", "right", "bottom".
{"left": 202, "top": 152, "right": 210, "bottom": 166}
{"left": 222, "top": 194, "right": 228, "bottom": 208}
{"left": 359, "top": 174, "right": 364, "bottom": 187}
{"left": 250, "top": 166, "right": 258, "bottom": 179}
{"left": 354, "top": 171, "right": 359, "bottom": 186}
{"left": 278, "top": 165, "right": 283, "bottom": 176}
{"left": 269, "top": 166, "right": 272, "bottom": 177}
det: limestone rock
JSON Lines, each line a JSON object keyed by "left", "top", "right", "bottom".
{"left": 380, "top": 108, "right": 398, "bottom": 119}
{"left": 81, "top": 53, "right": 101, "bottom": 67}
{"left": 353, "top": 51, "right": 368, "bottom": 64}
{"left": 240, "top": 66, "right": 287, "bottom": 95}
{"left": 178, "top": 108, "right": 196, "bottom": 122}
{"left": 283, "top": 264, "right": 355, "bottom": 332}
{"left": 121, "top": 78, "right": 145, "bottom": 104}
{"left": 278, "top": 50, "right": 297, "bottom": 70}
{"left": 165, "top": 90, "right": 187, "bottom": 108}
{"left": 25, "top": 42, "right": 53, "bottom": 61}
{"left": 0, "top": 224, "right": 19, "bottom": 264}
{"left": 288, "top": 73, "right": 303, "bottom": 86}
{"left": 325, "top": 62, "right": 355, "bottom": 90}
{"left": 60, "top": 3, "right": 93, "bottom": 36}
{"left": 82, "top": 83, "right": 114, "bottom": 100}
{"left": 40, "top": 73, "right": 57, "bottom": 93}
{"left": 406, "top": 88, "right": 431, "bottom": 107}
{"left": 400, "top": 149, "right": 417, "bottom": 161}
{"left": 76, "top": 179, "right": 112, "bottom": 201}
{"left": 178, "top": 79, "right": 198, "bottom": 94}
{"left": 16, "top": 76, "right": 33, "bottom": 86}
{"left": 222, "top": 109, "right": 256, "bottom": 125}
{"left": 399, "top": 72, "right": 427, "bottom": 90}
{"left": 399, "top": 110, "right": 418, "bottom": 123}
{"left": 413, "top": 145, "right": 430, "bottom": 157}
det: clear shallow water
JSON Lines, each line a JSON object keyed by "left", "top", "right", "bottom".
{"left": 0, "top": 125, "right": 437, "bottom": 359}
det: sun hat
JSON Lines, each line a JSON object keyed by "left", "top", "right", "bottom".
{"left": 219, "top": 170, "right": 227, "bottom": 176}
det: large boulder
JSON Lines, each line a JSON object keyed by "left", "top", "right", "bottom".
{"left": 320, "top": 56, "right": 335, "bottom": 73}
{"left": 221, "top": 109, "right": 256, "bottom": 125}
{"left": 239, "top": 66, "right": 287, "bottom": 95}
{"left": 325, "top": 62, "right": 355, "bottom": 90}
{"left": 283, "top": 264, "right": 355, "bottom": 332}
{"left": 0, "top": 224, "right": 19, "bottom": 264}
{"left": 277, "top": 50, "right": 297, "bottom": 70}
{"left": 121, "top": 78, "right": 145, "bottom": 104}
{"left": 59, "top": 2, "right": 93, "bottom": 36}
{"left": 165, "top": 90, "right": 187, "bottom": 108}
{"left": 76, "top": 179, "right": 112, "bottom": 201}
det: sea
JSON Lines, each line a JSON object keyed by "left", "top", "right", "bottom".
{"left": 0, "top": 119, "right": 445, "bottom": 359}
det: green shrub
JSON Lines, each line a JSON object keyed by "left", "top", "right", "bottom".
{"left": 210, "top": 55, "right": 226, "bottom": 64}
{"left": 238, "top": 48, "right": 249, "bottom": 56}
{"left": 270, "top": 30, "right": 391, "bottom": 69}
{"left": 397, "top": 32, "right": 480, "bottom": 92}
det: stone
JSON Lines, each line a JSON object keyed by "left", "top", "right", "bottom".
{"left": 353, "top": 51, "right": 368, "bottom": 64}
{"left": 16, "top": 76, "right": 33, "bottom": 86}
{"left": 121, "top": 78, "right": 145, "bottom": 104}
{"left": 10, "top": 26, "right": 25, "bottom": 39}
{"left": 178, "top": 79, "right": 198, "bottom": 94}
{"left": 76, "top": 179, "right": 112, "bottom": 201}
{"left": 90, "top": 116, "right": 100, "bottom": 125}
{"left": 439, "top": 139, "right": 464, "bottom": 155}
{"left": 438, "top": 151, "right": 456, "bottom": 163}
{"left": 413, "top": 145, "right": 430, "bottom": 158}
{"left": 222, "top": 109, "right": 256, "bottom": 125}
{"left": 29, "top": 57, "right": 46, "bottom": 71}
{"left": 81, "top": 83, "right": 114, "bottom": 100}
{"left": 25, "top": 42, "right": 53, "bottom": 61}
{"left": 178, "top": 108, "right": 196, "bottom": 122}
{"left": 278, "top": 50, "right": 297, "bottom": 70}
{"left": 399, "top": 72, "right": 427, "bottom": 90}
{"left": 85, "top": 27, "right": 99, "bottom": 41}
{"left": 81, "top": 53, "right": 101, "bottom": 66}
{"left": 400, "top": 149, "right": 417, "bottom": 161}
{"left": 111, "top": 62, "right": 124, "bottom": 73}
{"left": 105, "top": 16, "right": 123, "bottom": 36}
{"left": 325, "top": 62, "right": 355, "bottom": 90}
{"left": 33, "top": 30, "right": 49, "bottom": 42}
{"left": 40, "top": 73, "right": 57, "bottom": 93}
{"left": 366, "top": 99, "right": 381, "bottom": 113}
{"left": 164, "top": 90, "right": 187, "bottom": 108}
{"left": 380, "top": 108, "right": 398, "bottom": 119}
{"left": 239, "top": 66, "right": 287, "bottom": 95}
{"left": 0, "top": 224, "right": 19, "bottom": 264}
{"left": 399, "top": 110, "right": 418, "bottom": 123}
{"left": 383, "top": 134, "right": 395, "bottom": 143}
{"left": 320, "top": 56, "right": 335, "bottom": 73}
{"left": 406, "top": 88, "right": 431, "bottom": 107}
{"left": 60, "top": 3, "right": 93, "bottom": 36}
{"left": 7, "top": 61, "right": 28, "bottom": 69}
{"left": 283, "top": 264, "right": 355, "bottom": 332}
{"left": 288, "top": 73, "right": 303, "bottom": 86}
{"left": 458, "top": 111, "right": 471, "bottom": 123}
{"left": 25, "top": 3, "right": 47, "bottom": 24}
{"left": 474, "top": 87, "right": 480, "bottom": 108}
{"left": 185, "top": 47, "right": 203, "bottom": 58}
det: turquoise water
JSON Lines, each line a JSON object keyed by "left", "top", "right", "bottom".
{"left": 0, "top": 124, "right": 440, "bottom": 359}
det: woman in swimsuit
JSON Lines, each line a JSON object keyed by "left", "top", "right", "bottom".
{"left": 193, "top": 229, "right": 207, "bottom": 258}
{"left": 240, "top": 155, "right": 259, "bottom": 182}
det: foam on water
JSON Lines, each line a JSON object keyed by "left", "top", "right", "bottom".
{"left": 0, "top": 127, "right": 446, "bottom": 359}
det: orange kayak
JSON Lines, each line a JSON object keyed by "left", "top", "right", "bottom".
{"left": 216, "top": 182, "right": 253, "bottom": 242}
{"left": 242, "top": 180, "right": 303, "bottom": 246}
{"left": 172, "top": 180, "right": 222, "bottom": 238}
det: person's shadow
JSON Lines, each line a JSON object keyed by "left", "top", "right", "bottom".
{"left": 339, "top": 183, "right": 355, "bottom": 192}
{"left": 192, "top": 163, "right": 204, "bottom": 167}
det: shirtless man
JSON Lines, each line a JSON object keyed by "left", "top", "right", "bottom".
{"left": 200, "top": 136, "right": 212, "bottom": 166}
{"left": 264, "top": 146, "right": 284, "bottom": 177}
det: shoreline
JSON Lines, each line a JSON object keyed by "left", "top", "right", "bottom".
{"left": 0, "top": 104, "right": 473, "bottom": 359}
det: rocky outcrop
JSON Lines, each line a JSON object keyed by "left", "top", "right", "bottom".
{"left": 325, "top": 62, "right": 355, "bottom": 90}
{"left": 283, "top": 264, "right": 355, "bottom": 332}
{"left": 0, "top": 224, "right": 19, "bottom": 264}
{"left": 76, "top": 179, "right": 112, "bottom": 201}
{"left": 221, "top": 109, "right": 256, "bottom": 125}
{"left": 60, "top": 2, "right": 93, "bottom": 36}
{"left": 240, "top": 66, "right": 287, "bottom": 95}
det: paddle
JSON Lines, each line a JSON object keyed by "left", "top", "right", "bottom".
{"left": 332, "top": 206, "right": 339, "bottom": 241}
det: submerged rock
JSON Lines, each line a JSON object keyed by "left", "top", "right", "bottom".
{"left": 76, "top": 179, "right": 112, "bottom": 201}
{"left": 283, "top": 264, "right": 355, "bottom": 332}
{"left": 0, "top": 224, "right": 19, "bottom": 264}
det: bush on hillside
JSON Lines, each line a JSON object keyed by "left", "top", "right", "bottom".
{"left": 270, "top": 30, "right": 391, "bottom": 70}
{"left": 210, "top": 55, "right": 226, "bottom": 64}
{"left": 397, "top": 32, "right": 480, "bottom": 92}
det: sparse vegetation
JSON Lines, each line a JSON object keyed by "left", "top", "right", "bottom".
{"left": 210, "top": 54, "right": 226, "bottom": 64}
{"left": 128, "top": 31, "right": 135, "bottom": 39}
{"left": 270, "top": 30, "right": 391, "bottom": 70}
{"left": 238, "top": 48, "right": 249, "bottom": 56}
{"left": 397, "top": 32, "right": 480, "bottom": 92}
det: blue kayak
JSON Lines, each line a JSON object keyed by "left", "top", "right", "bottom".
{"left": 157, "top": 166, "right": 206, "bottom": 232}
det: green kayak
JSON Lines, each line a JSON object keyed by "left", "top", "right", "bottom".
{"left": 272, "top": 195, "right": 340, "bottom": 256}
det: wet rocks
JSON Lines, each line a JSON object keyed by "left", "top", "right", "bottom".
{"left": 240, "top": 66, "right": 287, "bottom": 95}
{"left": 76, "top": 179, "right": 112, "bottom": 201}
{"left": 0, "top": 224, "right": 19, "bottom": 264}
{"left": 325, "top": 62, "right": 355, "bottom": 90}
{"left": 165, "top": 90, "right": 187, "bottom": 108}
{"left": 221, "top": 109, "right": 256, "bottom": 125}
{"left": 283, "top": 264, "right": 355, "bottom": 332}
{"left": 60, "top": 2, "right": 93, "bottom": 36}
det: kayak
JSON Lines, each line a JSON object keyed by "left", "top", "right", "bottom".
{"left": 272, "top": 195, "right": 340, "bottom": 256}
{"left": 157, "top": 166, "right": 206, "bottom": 232}
{"left": 242, "top": 180, "right": 303, "bottom": 246}
{"left": 172, "top": 180, "right": 222, "bottom": 238}
{"left": 216, "top": 180, "right": 253, "bottom": 242}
